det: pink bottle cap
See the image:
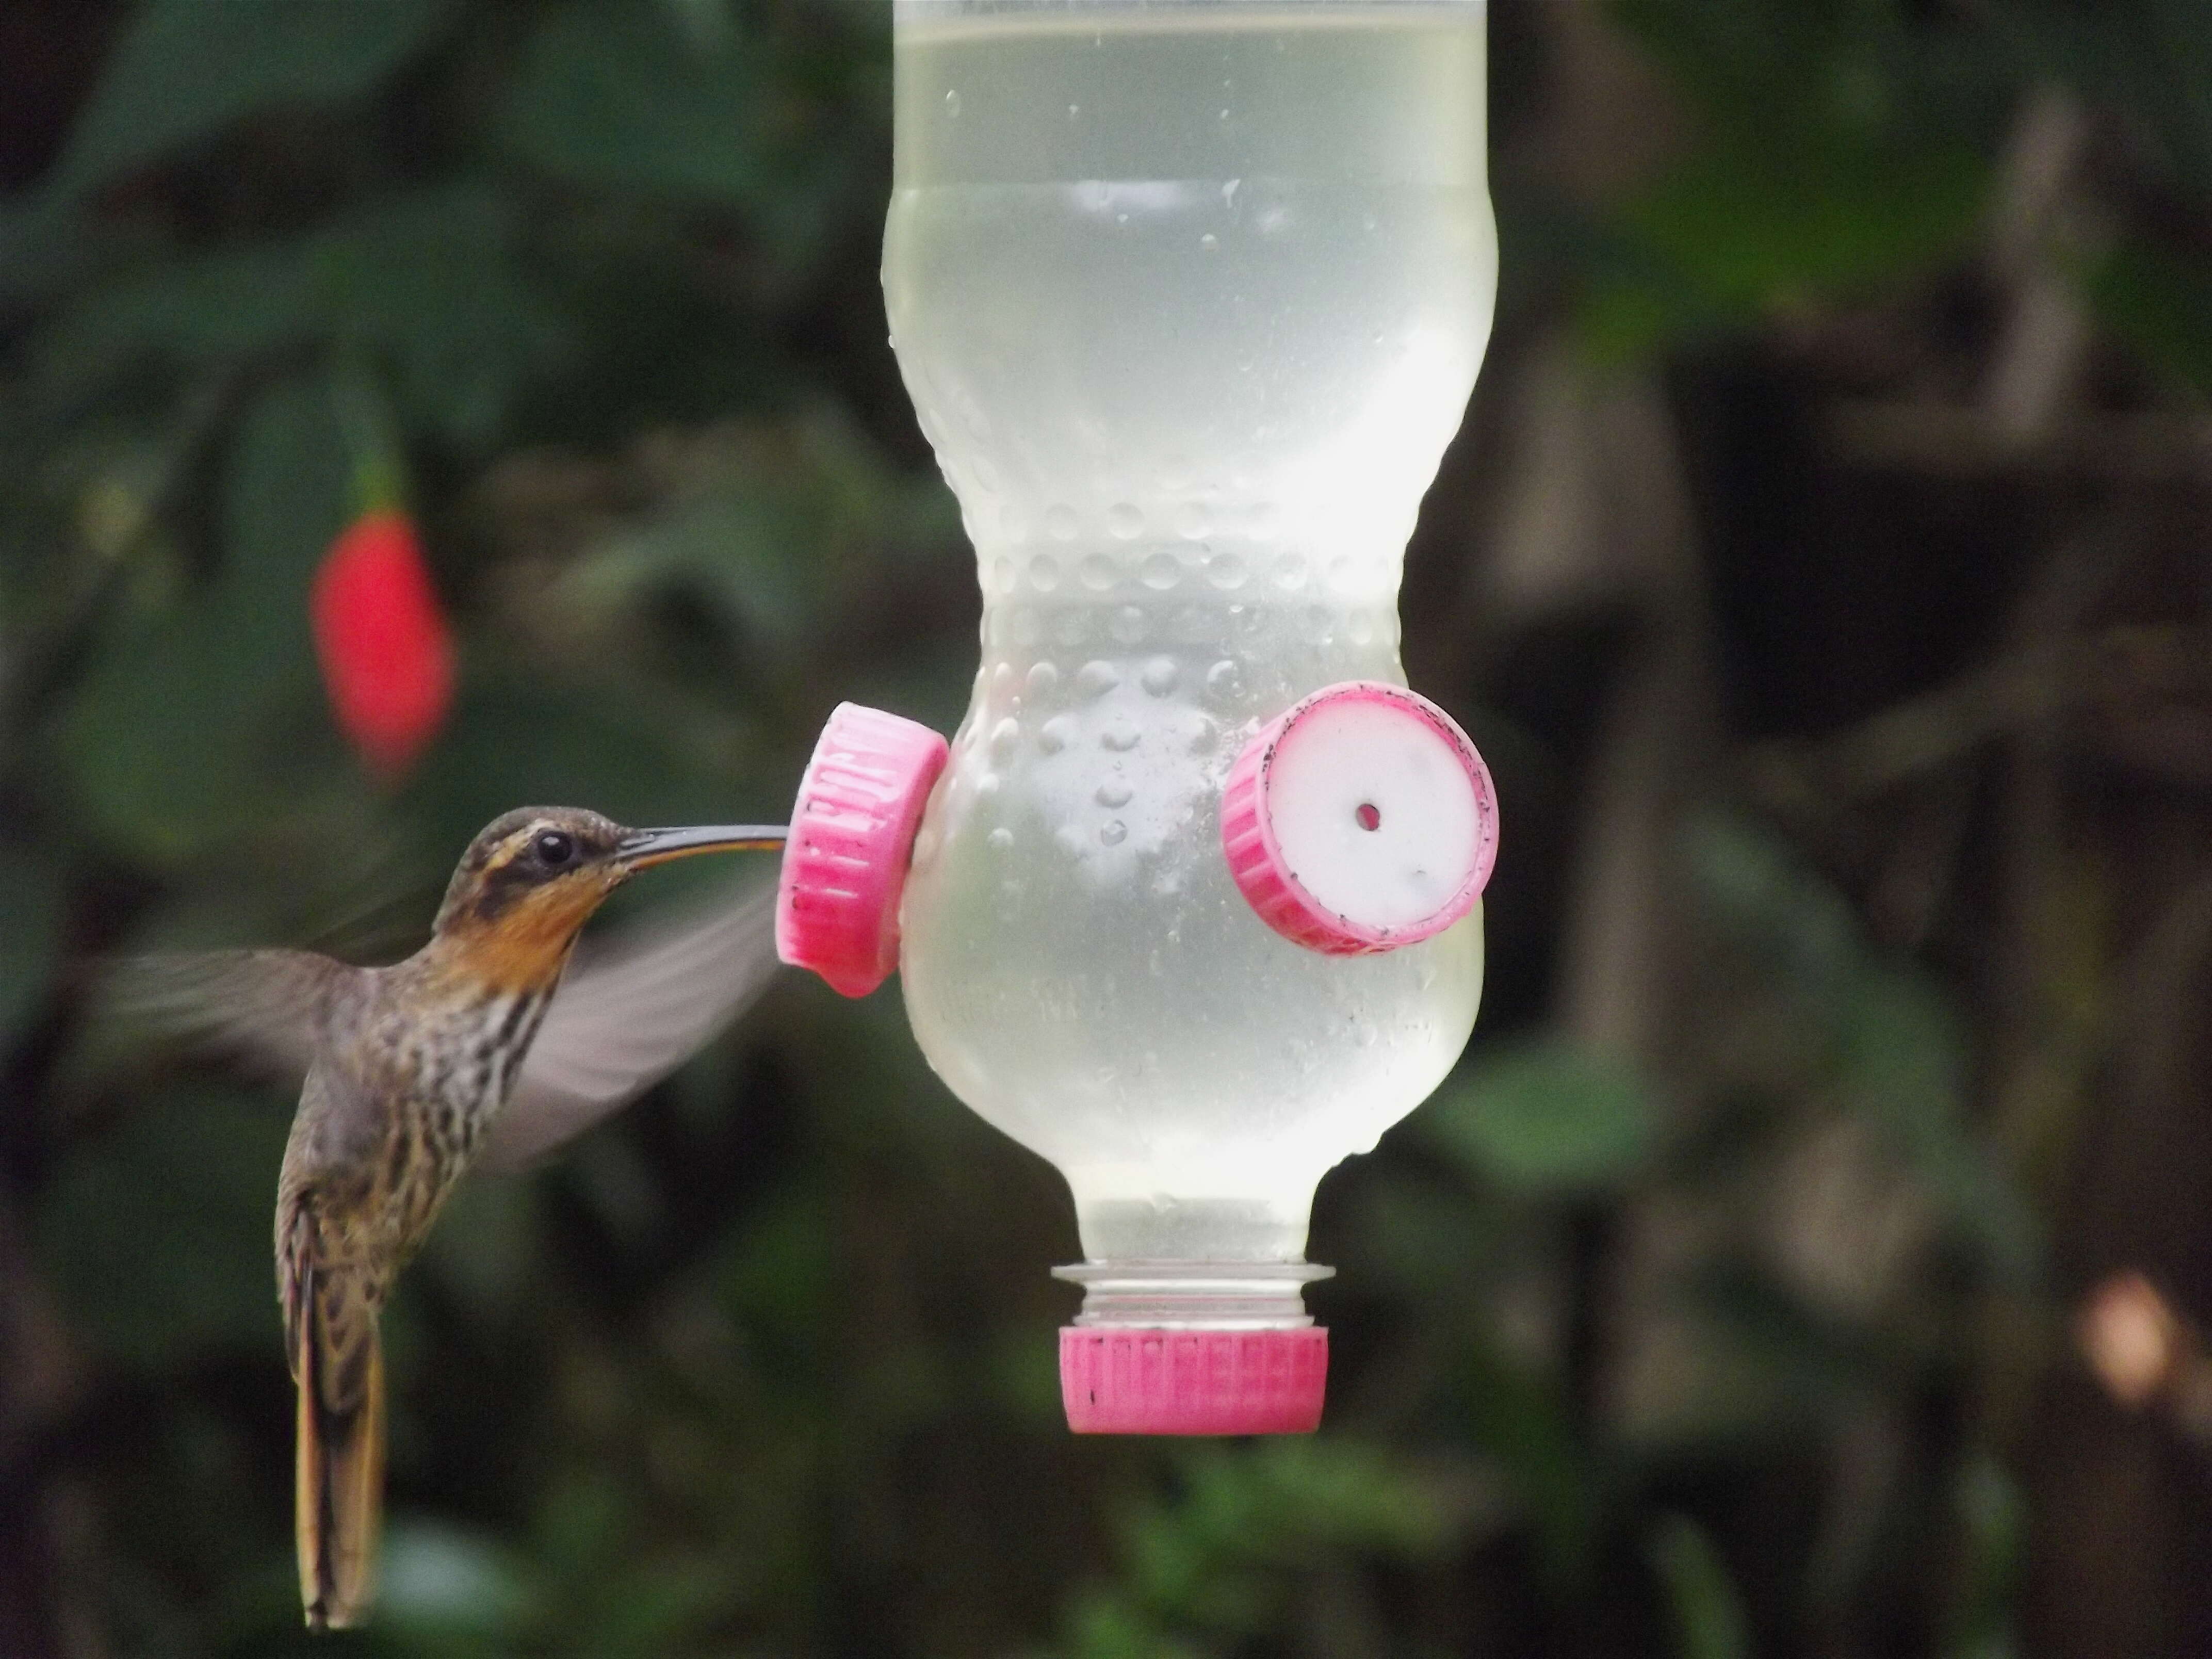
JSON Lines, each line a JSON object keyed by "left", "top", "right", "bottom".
{"left": 1060, "top": 1327, "right": 1327, "bottom": 1435}
{"left": 1221, "top": 680, "right": 1497, "bottom": 956}
{"left": 775, "top": 703, "right": 949, "bottom": 998}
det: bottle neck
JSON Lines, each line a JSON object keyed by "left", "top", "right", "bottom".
{"left": 1054, "top": 1261, "right": 1333, "bottom": 1330}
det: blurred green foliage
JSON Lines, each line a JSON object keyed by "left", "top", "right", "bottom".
{"left": 4, "top": 0, "right": 2209, "bottom": 1653}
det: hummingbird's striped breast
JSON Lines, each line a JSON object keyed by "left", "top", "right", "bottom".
{"left": 410, "top": 980, "right": 558, "bottom": 1162}
{"left": 323, "top": 968, "right": 563, "bottom": 1260}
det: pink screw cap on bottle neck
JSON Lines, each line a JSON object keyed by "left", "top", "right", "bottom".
{"left": 775, "top": 703, "right": 949, "bottom": 998}
{"left": 1061, "top": 1327, "right": 1328, "bottom": 1435}
{"left": 1222, "top": 680, "right": 1498, "bottom": 955}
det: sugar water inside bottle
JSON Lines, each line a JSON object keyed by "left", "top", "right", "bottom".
{"left": 886, "top": 2, "right": 1496, "bottom": 1284}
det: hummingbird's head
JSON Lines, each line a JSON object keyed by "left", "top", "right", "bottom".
{"left": 432, "top": 808, "right": 782, "bottom": 989}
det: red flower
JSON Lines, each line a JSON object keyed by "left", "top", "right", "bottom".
{"left": 310, "top": 509, "right": 456, "bottom": 779}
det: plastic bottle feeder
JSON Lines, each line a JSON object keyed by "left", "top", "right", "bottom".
{"left": 777, "top": 0, "right": 1500, "bottom": 1436}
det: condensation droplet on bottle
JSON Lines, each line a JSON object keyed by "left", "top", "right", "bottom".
{"left": 1045, "top": 503, "right": 1079, "bottom": 541}
{"left": 1175, "top": 501, "right": 1210, "bottom": 540}
{"left": 988, "top": 827, "right": 1014, "bottom": 851}
{"left": 1199, "top": 233, "right": 1220, "bottom": 253}
{"left": 1077, "top": 660, "right": 1119, "bottom": 698}
{"left": 1348, "top": 612, "right": 1376, "bottom": 646}
{"left": 1107, "top": 502, "right": 1144, "bottom": 540}
{"left": 989, "top": 718, "right": 1020, "bottom": 761}
{"left": 1067, "top": 103, "right": 1080, "bottom": 120}
{"left": 1274, "top": 551, "right": 1307, "bottom": 590}
{"left": 1027, "top": 554, "right": 1060, "bottom": 592}
{"left": 1039, "top": 714, "right": 1075, "bottom": 753}
{"left": 1025, "top": 660, "right": 1060, "bottom": 696}
{"left": 1096, "top": 780, "right": 1132, "bottom": 808}
{"left": 1099, "top": 820, "right": 1128, "bottom": 845}
{"left": 975, "top": 772, "right": 1000, "bottom": 799}
{"left": 1189, "top": 716, "right": 1219, "bottom": 754}
{"left": 1205, "top": 658, "right": 1241, "bottom": 698}
{"left": 991, "top": 662, "right": 1016, "bottom": 699}
{"left": 1140, "top": 551, "right": 1180, "bottom": 591}
{"left": 1078, "top": 552, "right": 1117, "bottom": 591}
{"left": 1110, "top": 605, "right": 1146, "bottom": 644}
{"left": 1140, "top": 656, "right": 1178, "bottom": 695}
{"left": 944, "top": 89, "right": 962, "bottom": 117}
{"left": 1207, "top": 551, "right": 1246, "bottom": 590}
{"left": 1100, "top": 720, "right": 1140, "bottom": 752}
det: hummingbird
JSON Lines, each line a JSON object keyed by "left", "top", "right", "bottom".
{"left": 113, "top": 807, "right": 786, "bottom": 1631}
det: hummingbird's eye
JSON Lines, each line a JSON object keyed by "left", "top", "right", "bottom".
{"left": 533, "top": 830, "right": 577, "bottom": 868}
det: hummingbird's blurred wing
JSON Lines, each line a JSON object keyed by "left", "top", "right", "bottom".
{"left": 102, "top": 949, "right": 349, "bottom": 1078}
{"left": 480, "top": 879, "right": 782, "bottom": 1172}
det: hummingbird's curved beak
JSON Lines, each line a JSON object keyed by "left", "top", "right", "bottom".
{"left": 615, "top": 824, "right": 788, "bottom": 871}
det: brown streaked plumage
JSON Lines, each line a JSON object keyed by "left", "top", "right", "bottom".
{"left": 112, "top": 807, "right": 785, "bottom": 1631}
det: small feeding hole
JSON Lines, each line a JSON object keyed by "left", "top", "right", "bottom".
{"left": 1355, "top": 802, "right": 1382, "bottom": 832}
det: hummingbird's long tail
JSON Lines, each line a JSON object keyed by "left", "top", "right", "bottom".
{"left": 292, "top": 1260, "right": 386, "bottom": 1632}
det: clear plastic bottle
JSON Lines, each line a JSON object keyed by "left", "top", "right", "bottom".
{"left": 887, "top": 0, "right": 1495, "bottom": 1336}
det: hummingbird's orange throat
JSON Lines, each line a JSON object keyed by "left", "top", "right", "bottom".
{"left": 444, "top": 871, "right": 625, "bottom": 993}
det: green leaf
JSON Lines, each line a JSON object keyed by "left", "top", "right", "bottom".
{"left": 1949, "top": 1453, "right": 2025, "bottom": 1652}
{"left": 222, "top": 367, "right": 356, "bottom": 613}
{"left": 497, "top": 0, "right": 868, "bottom": 279}
{"left": 35, "top": 185, "right": 572, "bottom": 450}
{"left": 1831, "top": 966, "right": 2037, "bottom": 1282}
{"left": 1685, "top": 812, "right": 1860, "bottom": 1012}
{"left": 35, "top": 1084, "right": 290, "bottom": 1369}
{"left": 1586, "top": 139, "right": 1986, "bottom": 355}
{"left": 59, "top": 371, "right": 350, "bottom": 862}
{"left": 2085, "top": 238, "right": 2212, "bottom": 401}
{"left": 322, "top": 186, "right": 576, "bottom": 448}
{"left": 1648, "top": 1512, "right": 1751, "bottom": 1659}
{"left": 712, "top": 1183, "right": 831, "bottom": 1381}
{"left": 0, "top": 855, "right": 66, "bottom": 1049}
{"left": 33, "top": 241, "right": 316, "bottom": 384}
{"left": 1421, "top": 1042, "right": 1658, "bottom": 1195}
{"left": 1442, "top": 1335, "right": 1595, "bottom": 1579}
{"left": 499, "top": 0, "right": 776, "bottom": 206}
{"left": 51, "top": 0, "right": 460, "bottom": 197}
{"left": 1587, "top": 0, "right": 1995, "bottom": 356}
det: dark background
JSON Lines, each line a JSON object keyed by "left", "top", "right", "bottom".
{"left": 6, "top": 1, "right": 2212, "bottom": 1653}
